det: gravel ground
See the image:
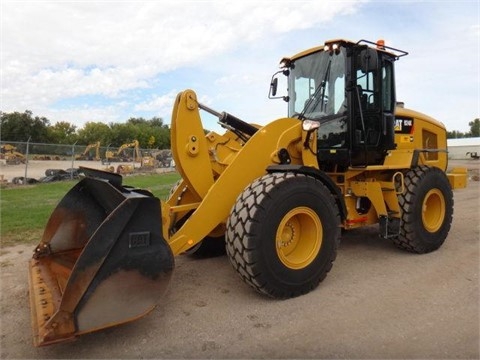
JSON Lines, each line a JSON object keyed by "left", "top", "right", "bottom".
{"left": 0, "top": 159, "right": 171, "bottom": 184}
{"left": 0, "top": 160, "right": 478, "bottom": 359}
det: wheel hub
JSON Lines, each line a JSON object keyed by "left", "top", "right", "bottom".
{"left": 279, "top": 222, "right": 295, "bottom": 247}
{"left": 276, "top": 207, "right": 322, "bottom": 269}
{"left": 422, "top": 188, "right": 446, "bottom": 233}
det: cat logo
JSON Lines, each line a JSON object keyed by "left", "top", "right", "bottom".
{"left": 394, "top": 119, "right": 402, "bottom": 131}
{"left": 394, "top": 117, "right": 414, "bottom": 134}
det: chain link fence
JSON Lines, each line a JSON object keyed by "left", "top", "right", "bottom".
{"left": 0, "top": 141, "right": 173, "bottom": 185}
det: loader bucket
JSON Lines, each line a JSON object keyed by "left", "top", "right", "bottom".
{"left": 28, "top": 168, "right": 174, "bottom": 346}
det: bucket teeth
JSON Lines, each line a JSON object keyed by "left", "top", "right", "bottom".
{"left": 29, "top": 258, "right": 62, "bottom": 346}
{"left": 33, "top": 243, "right": 52, "bottom": 259}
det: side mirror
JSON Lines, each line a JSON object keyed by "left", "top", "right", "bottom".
{"left": 268, "top": 70, "right": 289, "bottom": 101}
{"left": 270, "top": 77, "right": 278, "bottom": 97}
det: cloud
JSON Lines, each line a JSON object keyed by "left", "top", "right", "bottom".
{"left": 2, "top": 0, "right": 477, "bottom": 135}
{"left": 1, "top": 1, "right": 363, "bottom": 125}
{"left": 41, "top": 104, "right": 126, "bottom": 129}
{"left": 134, "top": 90, "right": 177, "bottom": 114}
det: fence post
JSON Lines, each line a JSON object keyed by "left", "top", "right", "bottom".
{"left": 104, "top": 144, "right": 111, "bottom": 165}
{"left": 23, "top": 136, "right": 31, "bottom": 185}
{"left": 71, "top": 142, "right": 77, "bottom": 180}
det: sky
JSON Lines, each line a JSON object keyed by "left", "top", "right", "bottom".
{"left": 1, "top": 0, "right": 479, "bottom": 135}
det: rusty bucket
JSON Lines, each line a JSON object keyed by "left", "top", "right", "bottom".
{"left": 28, "top": 168, "right": 174, "bottom": 346}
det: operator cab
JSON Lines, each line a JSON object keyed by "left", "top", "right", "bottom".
{"left": 269, "top": 39, "right": 408, "bottom": 169}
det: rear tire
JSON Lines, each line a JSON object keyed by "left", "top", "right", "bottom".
{"left": 226, "top": 172, "right": 341, "bottom": 299}
{"left": 393, "top": 166, "right": 453, "bottom": 253}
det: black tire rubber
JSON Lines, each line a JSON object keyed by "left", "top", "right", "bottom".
{"left": 393, "top": 166, "right": 454, "bottom": 253}
{"left": 168, "top": 180, "right": 226, "bottom": 258}
{"left": 185, "top": 235, "right": 226, "bottom": 258}
{"left": 45, "top": 169, "right": 66, "bottom": 176}
{"left": 226, "top": 172, "right": 341, "bottom": 299}
{"left": 12, "top": 176, "right": 38, "bottom": 184}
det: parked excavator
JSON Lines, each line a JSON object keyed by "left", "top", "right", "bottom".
{"left": 28, "top": 39, "right": 467, "bottom": 347}
{"left": 75, "top": 141, "right": 101, "bottom": 161}
{"left": 103, "top": 140, "right": 141, "bottom": 163}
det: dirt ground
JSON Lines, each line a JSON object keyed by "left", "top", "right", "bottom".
{"left": 0, "top": 160, "right": 479, "bottom": 359}
{"left": 0, "top": 159, "right": 170, "bottom": 184}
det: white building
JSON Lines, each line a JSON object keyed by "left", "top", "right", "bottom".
{"left": 447, "top": 137, "right": 480, "bottom": 160}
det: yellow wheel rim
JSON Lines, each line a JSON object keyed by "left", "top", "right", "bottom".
{"left": 422, "top": 189, "right": 446, "bottom": 233}
{"left": 276, "top": 207, "right": 322, "bottom": 269}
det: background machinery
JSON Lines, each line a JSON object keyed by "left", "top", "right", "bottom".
{"left": 104, "top": 140, "right": 141, "bottom": 163}
{"left": 104, "top": 143, "right": 163, "bottom": 174}
{"left": 1, "top": 144, "right": 27, "bottom": 165}
{"left": 27, "top": 39, "right": 467, "bottom": 346}
{"left": 75, "top": 141, "right": 101, "bottom": 161}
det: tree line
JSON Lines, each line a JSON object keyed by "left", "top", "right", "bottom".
{"left": 0, "top": 110, "right": 171, "bottom": 149}
{"left": 1, "top": 110, "right": 479, "bottom": 148}
{"left": 446, "top": 119, "right": 479, "bottom": 138}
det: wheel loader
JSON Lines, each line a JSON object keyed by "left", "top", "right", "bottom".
{"left": 27, "top": 39, "right": 468, "bottom": 346}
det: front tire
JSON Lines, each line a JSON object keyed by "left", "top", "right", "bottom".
{"left": 226, "top": 172, "right": 341, "bottom": 299}
{"left": 393, "top": 166, "right": 454, "bottom": 253}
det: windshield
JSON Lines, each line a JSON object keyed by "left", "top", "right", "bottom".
{"left": 288, "top": 48, "right": 347, "bottom": 120}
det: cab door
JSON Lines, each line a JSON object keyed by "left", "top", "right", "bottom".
{"left": 351, "top": 47, "right": 396, "bottom": 166}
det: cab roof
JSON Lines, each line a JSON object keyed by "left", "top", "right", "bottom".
{"left": 280, "top": 39, "right": 408, "bottom": 66}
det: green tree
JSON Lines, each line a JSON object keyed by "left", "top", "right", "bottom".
{"left": 126, "top": 117, "right": 148, "bottom": 126}
{"left": 468, "top": 118, "right": 479, "bottom": 137}
{"left": 0, "top": 110, "right": 50, "bottom": 142}
{"left": 47, "top": 121, "right": 77, "bottom": 144}
{"left": 147, "top": 135, "right": 156, "bottom": 148}
{"left": 77, "top": 122, "right": 112, "bottom": 145}
{"left": 109, "top": 117, "right": 169, "bottom": 149}
{"left": 147, "top": 117, "right": 166, "bottom": 128}
{"left": 109, "top": 122, "right": 139, "bottom": 146}
{"left": 144, "top": 117, "right": 170, "bottom": 149}
{"left": 157, "top": 127, "right": 170, "bottom": 149}
{"left": 447, "top": 130, "right": 466, "bottom": 139}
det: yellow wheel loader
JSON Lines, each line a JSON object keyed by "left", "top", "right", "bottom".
{"left": 28, "top": 39, "right": 467, "bottom": 346}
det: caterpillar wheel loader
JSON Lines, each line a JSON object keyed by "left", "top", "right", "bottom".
{"left": 28, "top": 39, "right": 467, "bottom": 346}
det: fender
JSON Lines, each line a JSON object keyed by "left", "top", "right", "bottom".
{"left": 266, "top": 164, "right": 347, "bottom": 221}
